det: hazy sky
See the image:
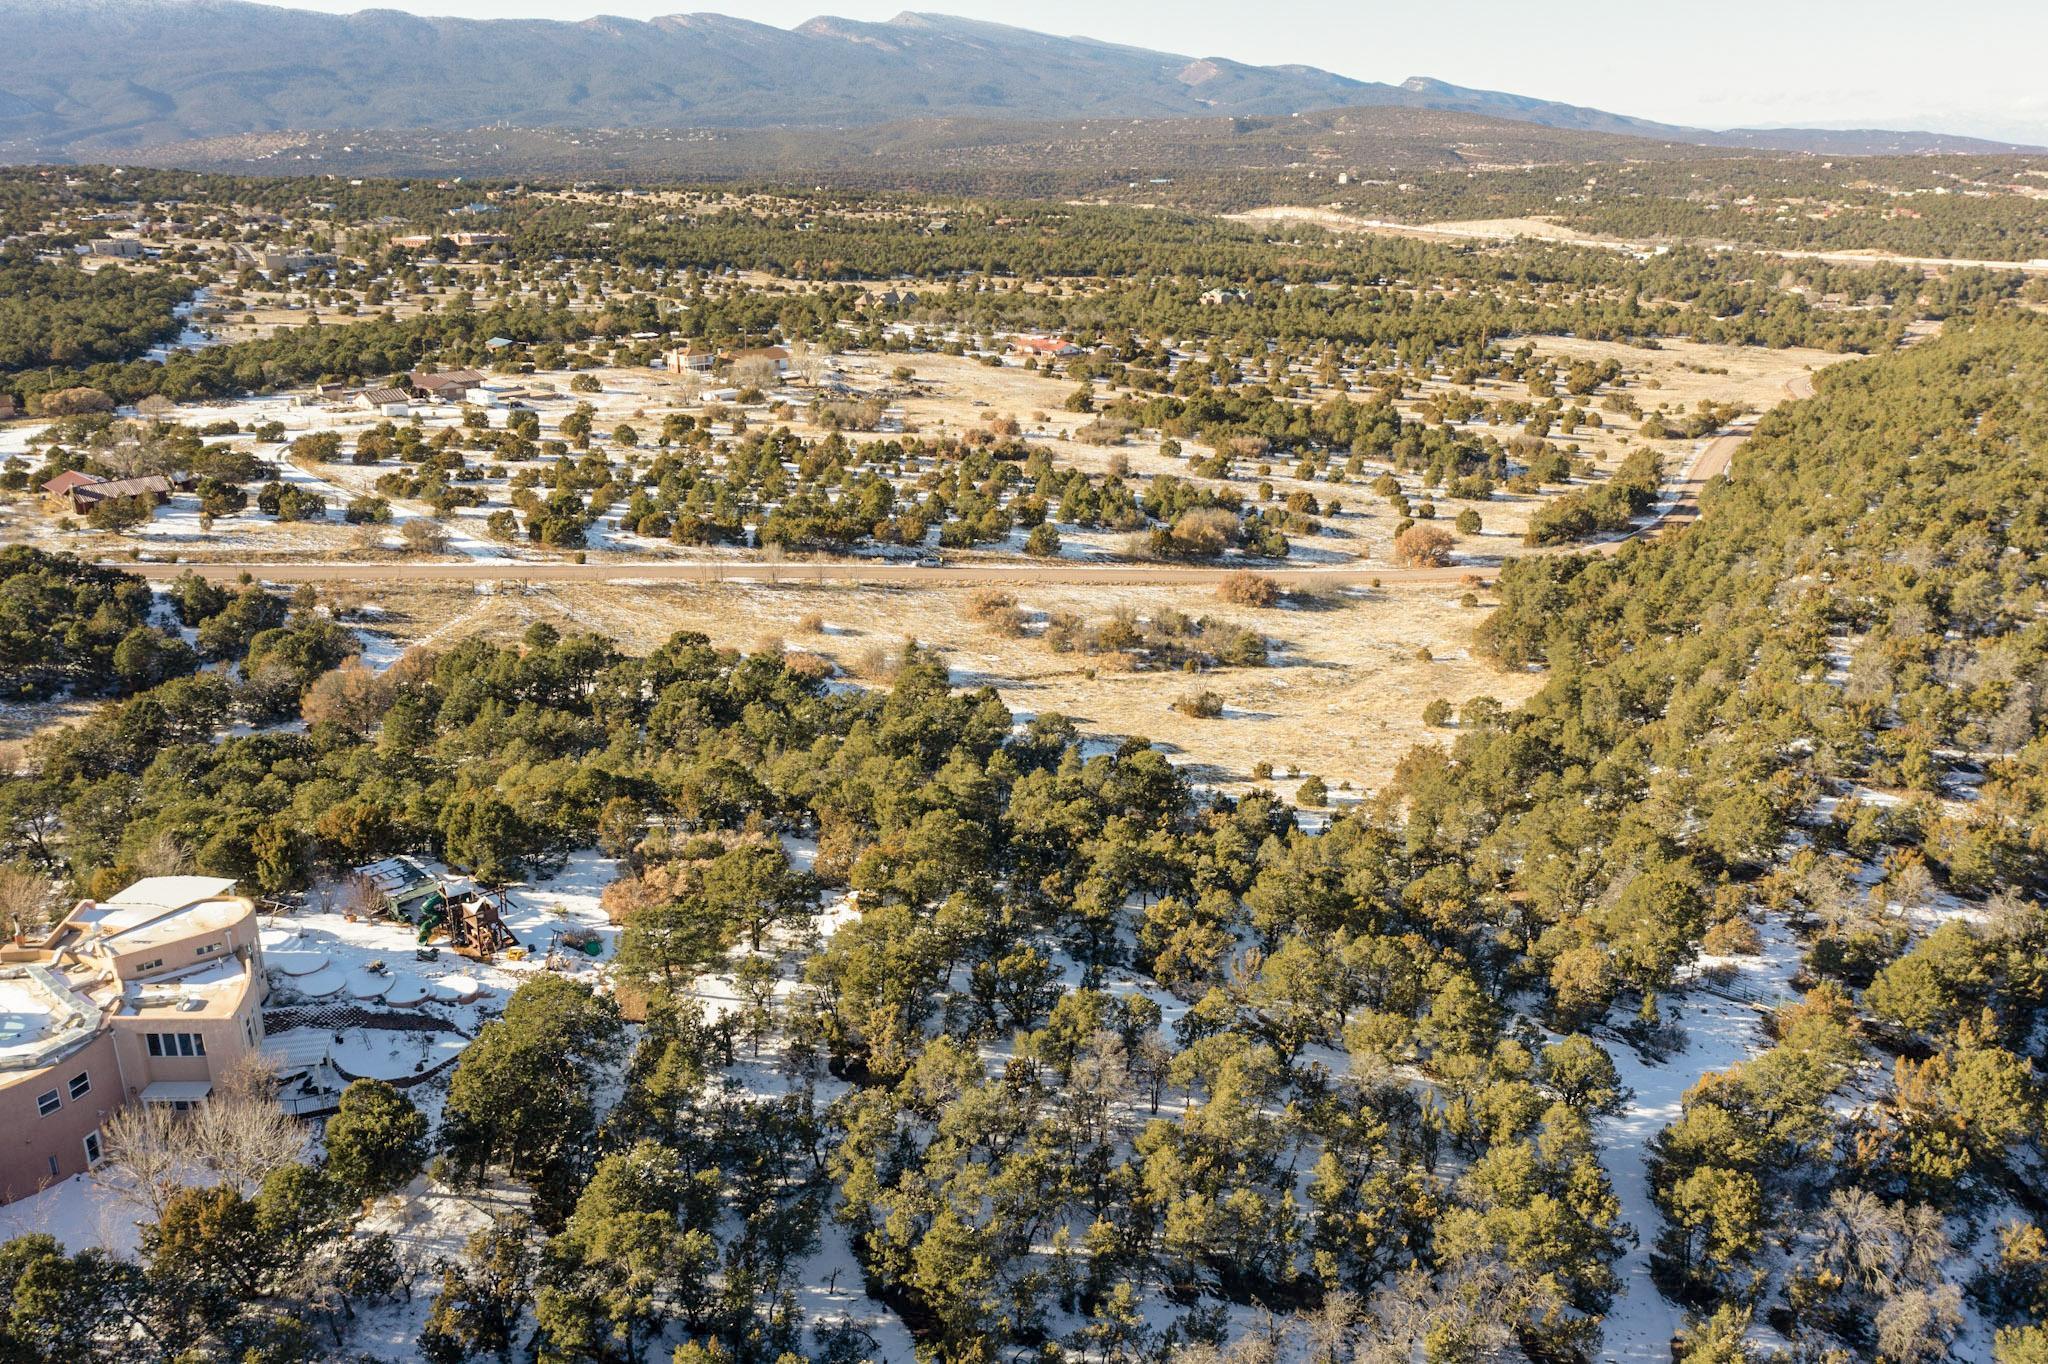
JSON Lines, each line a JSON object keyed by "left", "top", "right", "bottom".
{"left": 276, "top": 0, "right": 2048, "bottom": 143}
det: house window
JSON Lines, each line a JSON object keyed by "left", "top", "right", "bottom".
{"left": 83, "top": 1131, "right": 103, "bottom": 1167}
{"left": 145, "top": 1032, "right": 206, "bottom": 1058}
{"left": 68, "top": 1072, "right": 90, "bottom": 1100}
{"left": 196, "top": 943, "right": 218, "bottom": 957}
{"left": 35, "top": 1090, "right": 60, "bottom": 1116}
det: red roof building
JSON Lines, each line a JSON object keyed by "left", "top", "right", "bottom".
{"left": 41, "top": 470, "right": 101, "bottom": 499}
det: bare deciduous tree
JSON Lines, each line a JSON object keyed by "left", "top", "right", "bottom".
{"left": 99, "top": 1100, "right": 194, "bottom": 1222}
{"left": 0, "top": 867, "right": 54, "bottom": 942}
{"left": 130, "top": 828, "right": 191, "bottom": 879}
{"left": 188, "top": 1054, "right": 307, "bottom": 1188}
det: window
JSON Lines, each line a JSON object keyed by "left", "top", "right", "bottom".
{"left": 83, "top": 1131, "right": 103, "bottom": 1167}
{"left": 68, "top": 1072, "right": 90, "bottom": 1100}
{"left": 35, "top": 1090, "right": 59, "bottom": 1116}
{"left": 135, "top": 958, "right": 163, "bottom": 972}
{"left": 145, "top": 1032, "right": 206, "bottom": 1058}
{"left": 196, "top": 943, "right": 218, "bottom": 957}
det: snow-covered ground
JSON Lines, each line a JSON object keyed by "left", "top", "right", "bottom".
{"left": 1594, "top": 913, "right": 1803, "bottom": 1361}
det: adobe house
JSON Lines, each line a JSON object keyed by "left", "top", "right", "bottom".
{"left": 0, "top": 877, "right": 268, "bottom": 1203}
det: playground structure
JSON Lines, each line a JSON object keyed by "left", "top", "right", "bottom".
{"left": 410, "top": 885, "right": 521, "bottom": 961}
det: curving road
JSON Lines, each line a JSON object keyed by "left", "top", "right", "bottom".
{"left": 104, "top": 392, "right": 1801, "bottom": 589}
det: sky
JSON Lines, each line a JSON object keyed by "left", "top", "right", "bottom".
{"left": 273, "top": 0, "right": 2048, "bottom": 143}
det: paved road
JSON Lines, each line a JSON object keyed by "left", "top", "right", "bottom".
{"left": 105, "top": 394, "right": 1795, "bottom": 589}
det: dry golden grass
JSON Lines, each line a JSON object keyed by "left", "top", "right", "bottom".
{"left": 348, "top": 575, "right": 1537, "bottom": 797}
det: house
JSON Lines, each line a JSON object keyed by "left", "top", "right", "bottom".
{"left": 663, "top": 347, "right": 716, "bottom": 375}
{"left": 86, "top": 238, "right": 146, "bottom": 259}
{"left": 40, "top": 470, "right": 101, "bottom": 502}
{"left": 1010, "top": 336, "right": 1082, "bottom": 358}
{"left": 729, "top": 345, "right": 791, "bottom": 376}
{"left": 133, "top": 394, "right": 178, "bottom": 419}
{"left": 0, "top": 876, "right": 267, "bottom": 1203}
{"left": 250, "top": 248, "right": 336, "bottom": 276}
{"left": 409, "top": 368, "right": 483, "bottom": 401}
{"left": 69, "top": 474, "right": 186, "bottom": 515}
{"left": 357, "top": 387, "right": 412, "bottom": 416}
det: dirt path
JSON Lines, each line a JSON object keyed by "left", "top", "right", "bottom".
{"left": 1231, "top": 206, "right": 2048, "bottom": 275}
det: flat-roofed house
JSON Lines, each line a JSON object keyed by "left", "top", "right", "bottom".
{"left": 0, "top": 876, "right": 267, "bottom": 1203}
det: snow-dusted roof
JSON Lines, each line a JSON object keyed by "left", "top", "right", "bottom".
{"left": 92, "top": 877, "right": 239, "bottom": 935}
{"left": 356, "top": 857, "right": 435, "bottom": 896}
{"left": 103, "top": 876, "right": 237, "bottom": 913}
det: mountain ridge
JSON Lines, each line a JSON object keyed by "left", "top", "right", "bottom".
{"left": 0, "top": 1, "right": 2037, "bottom": 161}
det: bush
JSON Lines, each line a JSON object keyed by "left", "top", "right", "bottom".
{"left": 1456, "top": 509, "right": 1482, "bottom": 534}
{"left": 1024, "top": 523, "right": 1061, "bottom": 557}
{"left": 1295, "top": 775, "right": 1328, "bottom": 808}
{"left": 1422, "top": 697, "right": 1453, "bottom": 727}
{"left": 257, "top": 481, "right": 327, "bottom": 522}
{"left": 33, "top": 386, "right": 114, "bottom": 416}
{"left": 1393, "top": 524, "right": 1456, "bottom": 568}
{"left": 86, "top": 493, "right": 154, "bottom": 531}
{"left": 1218, "top": 571, "right": 1280, "bottom": 607}
{"left": 967, "top": 589, "right": 1017, "bottom": 622}
{"left": 1172, "top": 690, "right": 1225, "bottom": 719}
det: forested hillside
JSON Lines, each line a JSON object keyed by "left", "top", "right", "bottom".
{"left": 2, "top": 314, "right": 2044, "bottom": 1361}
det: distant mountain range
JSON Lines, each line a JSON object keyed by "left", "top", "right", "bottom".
{"left": 0, "top": 1, "right": 2038, "bottom": 163}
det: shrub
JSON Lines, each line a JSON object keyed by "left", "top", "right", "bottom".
{"left": 1703, "top": 916, "right": 1763, "bottom": 956}
{"left": 967, "top": 589, "right": 1017, "bottom": 622}
{"left": 345, "top": 495, "right": 393, "bottom": 525}
{"left": 34, "top": 386, "right": 114, "bottom": 416}
{"left": 1024, "top": 523, "right": 1061, "bottom": 557}
{"left": 1173, "top": 690, "right": 1225, "bottom": 719}
{"left": 1218, "top": 571, "right": 1280, "bottom": 607}
{"left": 86, "top": 493, "right": 154, "bottom": 531}
{"left": 1295, "top": 775, "right": 1328, "bottom": 808}
{"left": 1456, "top": 509, "right": 1482, "bottom": 534}
{"left": 1422, "top": 697, "right": 1453, "bottom": 727}
{"left": 1393, "top": 524, "right": 1456, "bottom": 568}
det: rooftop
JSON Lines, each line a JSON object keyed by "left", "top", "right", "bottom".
{"left": 117, "top": 957, "right": 252, "bottom": 1021}
{"left": 0, "top": 966, "right": 103, "bottom": 1072}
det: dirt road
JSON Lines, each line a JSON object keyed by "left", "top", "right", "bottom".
{"left": 1230, "top": 207, "right": 2048, "bottom": 276}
